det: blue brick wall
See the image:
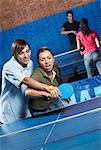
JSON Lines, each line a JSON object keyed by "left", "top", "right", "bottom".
{"left": 0, "top": 0, "right": 100, "bottom": 74}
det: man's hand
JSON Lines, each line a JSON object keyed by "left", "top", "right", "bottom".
{"left": 71, "top": 30, "right": 77, "bottom": 35}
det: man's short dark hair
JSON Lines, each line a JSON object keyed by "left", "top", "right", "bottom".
{"left": 66, "top": 10, "right": 73, "bottom": 16}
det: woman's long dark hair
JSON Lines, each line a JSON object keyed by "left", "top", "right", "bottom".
{"left": 80, "top": 18, "right": 90, "bottom": 35}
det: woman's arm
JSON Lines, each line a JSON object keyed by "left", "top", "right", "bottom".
{"left": 76, "top": 39, "right": 81, "bottom": 50}
{"left": 25, "top": 88, "right": 51, "bottom": 97}
{"left": 95, "top": 37, "right": 100, "bottom": 48}
{"left": 25, "top": 88, "right": 60, "bottom": 99}
{"left": 76, "top": 38, "right": 84, "bottom": 55}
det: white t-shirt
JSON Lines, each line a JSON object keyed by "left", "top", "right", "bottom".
{"left": 0, "top": 56, "right": 33, "bottom": 124}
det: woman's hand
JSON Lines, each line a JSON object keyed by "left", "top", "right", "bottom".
{"left": 44, "top": 85, "right": 61, "bottom": 98}
{"left": 50, "top": 86, "right": 61, "bottom": 98}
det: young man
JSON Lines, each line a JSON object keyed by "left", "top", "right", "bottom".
{"left": 0, "top": 39, "right": 60, "bottom": 124}
{"left": 61, "top": 10, "right": 80, "bottom": 50}
{"left": 26, "top": 47, "right": 64, "bottom": 116}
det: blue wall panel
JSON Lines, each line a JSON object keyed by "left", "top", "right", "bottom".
{"left": 0, "top": 0, "right": 100, "bottom": 73}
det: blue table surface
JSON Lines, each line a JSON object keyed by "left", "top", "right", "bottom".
{"left": 0, "top": 97, "right": 101, "bottom": 150}
{"left": 0, "top": 97, "right": 101, "bottom": 135}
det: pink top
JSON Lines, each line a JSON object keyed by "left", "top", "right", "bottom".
{"left": 77, "top": 30, "right": 98, "bottom": 54}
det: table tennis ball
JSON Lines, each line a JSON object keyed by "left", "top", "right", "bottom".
{"left": 49, "top": 85, "right": 54, "bottom": 91}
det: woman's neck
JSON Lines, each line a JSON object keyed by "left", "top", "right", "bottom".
{"left": 47, "top": 71, "right": 53, "bottom": 80}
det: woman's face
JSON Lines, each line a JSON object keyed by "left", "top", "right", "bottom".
{"left": 38, "top": 50, "right": 54, "bottom": 73}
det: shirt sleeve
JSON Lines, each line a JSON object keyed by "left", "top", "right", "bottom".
{"left": 3, "top": 64, "right": 28, "bottom": 88}
{"left": 62, "top": 22, "right": 68, "bottom": 29}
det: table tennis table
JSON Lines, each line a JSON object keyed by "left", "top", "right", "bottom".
{"left": 0, "top": 97, "right": 101, "bottom": 150}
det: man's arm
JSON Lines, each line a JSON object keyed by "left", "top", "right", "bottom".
{"left": 22, "top": 77, "right": 48, "bottom": 91}
{"left": 61, "top": 27, "right": 76, "bottom": 35}
{"left": 22, "top": 77, "right": 61, "bottom": 98}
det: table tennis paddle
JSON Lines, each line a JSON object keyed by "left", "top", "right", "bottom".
{"left": 58, "top": 83, "right": 74, "bottom": 99}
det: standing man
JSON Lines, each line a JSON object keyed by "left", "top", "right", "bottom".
{"left": 0, "top": 39, "right": 60, "bottom": 124}
{"left": 61, "top": 10, "right": 80, "bottom": 50}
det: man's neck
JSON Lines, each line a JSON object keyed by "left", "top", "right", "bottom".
{"left": 69, "top": 20, "right": 73, "bottom": 23}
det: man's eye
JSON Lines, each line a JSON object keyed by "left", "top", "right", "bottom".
{"left": 26, "top": 49, "right": 30, "bottom": 53}
{"left": 19, "top": 52, "right": 24, "bottom": 55}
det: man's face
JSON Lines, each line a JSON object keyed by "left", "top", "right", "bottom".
{"left": 38, "top": 50, "right": 54, "bottom": 73}
{"left": 17, "top": 45, "right": 31, "bottom": 67}
{"left": 67, "top": 13, "right": 73, "bottom": 22}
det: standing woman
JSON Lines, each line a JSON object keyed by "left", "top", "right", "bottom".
{"left": 76, "top": 18, "right": 101, "bottom": 78}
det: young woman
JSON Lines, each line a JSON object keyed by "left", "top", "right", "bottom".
{"left": 26, "top": 47, "right": 64, "bottom": 116}
{"left": 76, "top": 18, "right": 101, "bottom": 78}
